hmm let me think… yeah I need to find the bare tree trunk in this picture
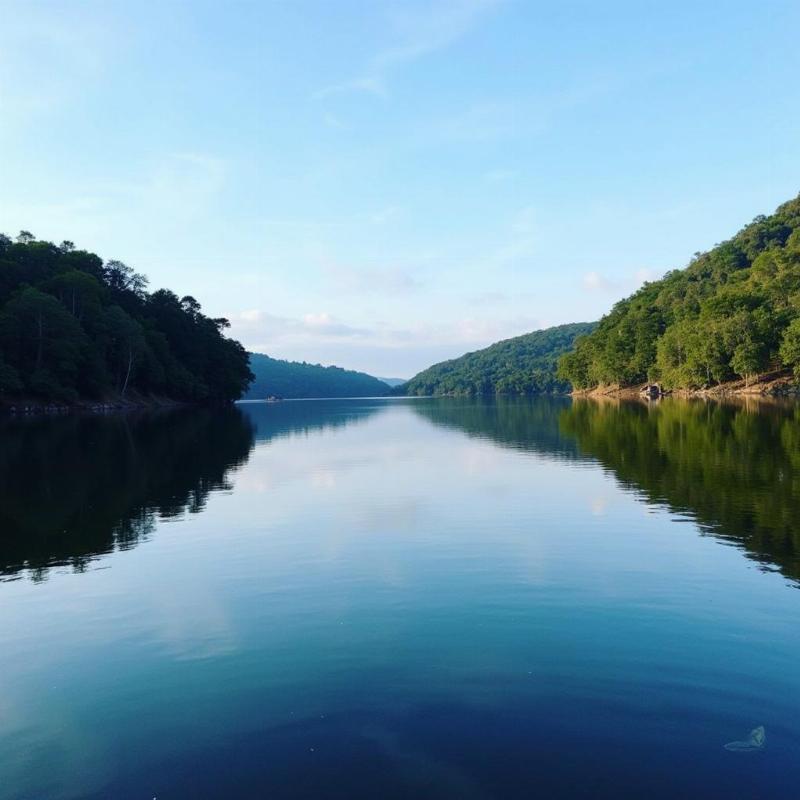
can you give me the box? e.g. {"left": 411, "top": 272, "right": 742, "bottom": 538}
{"left": 121, "top": 346, "right": 134, "bottom": 397}
{"left": 35, "top": 311, "right": 43, "bottom": 370}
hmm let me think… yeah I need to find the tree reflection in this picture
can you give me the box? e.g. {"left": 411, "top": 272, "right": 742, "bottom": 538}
{"left": 242, "top": 398, "right": 388, "bottom": 445}
{"left": 412, "top": 396, "right": 800, "bottom": 586}
{"left": 561, "top": 398, "right": 800, "bottom": 585}
{"left": 0, "top": 407, "right": 255, "bottom": 580}
{"left": 411, "top": 397, "right": 580, "bottom": 461}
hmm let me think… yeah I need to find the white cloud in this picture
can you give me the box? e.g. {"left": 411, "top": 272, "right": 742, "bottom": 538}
{"left": 582, "top": 271, "right": 618, "bottom": 292}
{"left": 228, "top": 305, "right": 544, "bottom": 371}
{"left": 229, "top": 309, "right": 366, "bottom": 342}
{"left": 227, "top": 309, "right": 551, "bottom": 377}
{"left": 635, "top": 267, "right": 658, "bottom": 285}
{"left": 301, "top": 311, "right": 366, "bottom": 336}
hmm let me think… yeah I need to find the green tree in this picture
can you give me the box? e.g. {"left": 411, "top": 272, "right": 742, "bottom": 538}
{"left": 0, "top": 232, "right": 253, "bottom": 403}
{"left": 0, "top": 287, "right": 86, "bottom": 400}
{"left": 102, "top": 305, "right": 146, "bottom": 396}
{"left": 558, "top": 194, "right": 800, "bottom": 391}
{"left": 779, "top": 318, "right": 800, "bottom": 377}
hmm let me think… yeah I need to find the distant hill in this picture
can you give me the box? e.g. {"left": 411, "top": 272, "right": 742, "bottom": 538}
{"left": 397, "top": 322, "right": 596, "bottom": 396}
{"left": 558, "top": 195, "right": 800, "bottom": 390}
{"left": 244, "top": 353, "right": 390, "bottom": 399}
{"left": 376, "top": 377, "right": 406, "bottom": 388}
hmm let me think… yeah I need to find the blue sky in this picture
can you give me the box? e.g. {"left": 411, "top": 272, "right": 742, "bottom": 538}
{"left": 1, "top": 0, "right": 799, "bottom": 377}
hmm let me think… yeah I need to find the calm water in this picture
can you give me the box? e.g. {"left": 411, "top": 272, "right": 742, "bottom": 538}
{"left": 1, "top": 397, "right": 799, "bottom": 799}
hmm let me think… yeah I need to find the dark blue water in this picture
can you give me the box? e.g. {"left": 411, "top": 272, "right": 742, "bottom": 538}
{"left": 1, "top": 397, "right": 799, "bottom": 799}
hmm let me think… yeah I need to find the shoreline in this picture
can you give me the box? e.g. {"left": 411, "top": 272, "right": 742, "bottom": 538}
{"left": 0, "top": 395, "right": 194, "bottom": 415}
{"left": 572, "top": 371, "right": 800, "bottom": 400}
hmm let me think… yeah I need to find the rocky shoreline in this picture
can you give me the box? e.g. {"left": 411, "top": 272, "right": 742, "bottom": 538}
{"left": 0, "top": 395, "right": 189, "bottom": 415}
{"left": 573, "top": 371, "right": 800, "bottom": 400}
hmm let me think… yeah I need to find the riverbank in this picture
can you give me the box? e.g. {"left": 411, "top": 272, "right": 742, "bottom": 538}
{"left": 573, "top": 371, "right": 800, "bottom": 400}
{"left": 0, "top": 394, "right": 191, "bottom": 415}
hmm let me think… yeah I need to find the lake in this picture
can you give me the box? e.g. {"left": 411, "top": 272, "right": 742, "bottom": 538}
{"left": 1, "top": 397, "right": 799, "bottom": 799}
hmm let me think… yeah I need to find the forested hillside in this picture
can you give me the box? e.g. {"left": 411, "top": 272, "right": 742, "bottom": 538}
{"left": 245, "top": 353, "right": 390, "bottom": 399}
{"left": 558, "top": 195, "right": 800, "bottom": 390}
{"left": 0, "top": 232, "right": 252, "bottom": 404}
{"left": 398, "top": 322, "right": 596, "bottom": 396}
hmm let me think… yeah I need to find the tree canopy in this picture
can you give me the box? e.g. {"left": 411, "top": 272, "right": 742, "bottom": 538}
{"left": 245, "top": 353, "right": 390, "bottom": 399}
{"left": 398, "top": 322, "right": 596, "bottom": 397}
{"left": 558, "top": 195, "right": 800, "bottom": 390}
{"left": 0, "top": 233, "right": 252, "bottom": 403}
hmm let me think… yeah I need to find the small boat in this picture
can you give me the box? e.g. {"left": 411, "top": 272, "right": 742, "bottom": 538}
{"left": 265, "top": 395, "right": 283, "bottom": 403}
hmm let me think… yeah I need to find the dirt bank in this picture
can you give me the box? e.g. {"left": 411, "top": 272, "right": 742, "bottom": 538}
{"left": 573, "top": 371, "right": 800, "bottom": 400}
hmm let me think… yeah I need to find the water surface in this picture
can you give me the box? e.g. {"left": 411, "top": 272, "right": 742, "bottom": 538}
{"left": 1, "top": 397, "right": 799, "bottom": 799}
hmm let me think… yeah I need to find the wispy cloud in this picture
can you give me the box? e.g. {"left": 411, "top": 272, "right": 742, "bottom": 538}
{"left": 229, "top": 304, "right": 548, "bottom": 375}
{"left": 0, "top": 8, "right": 111, "bottom": 125}
{"left": 229, "top": 309, "right": 367, "bottom": 341}
{"left": 485, "top": 205, "right": 540, "bottom": 270}
{"left": 313, "top": 0, "right": 502, "bottom": 99}
{"left": 582, "top": 271, "right": 618, "bottom": 293}
{"left": 142, "top": 152, "right": 227, "bottom": 218}
{"left": 230, "top": 306, "right": 541, "bottom": 352}
{"left": 484, "top": 168, "right": 517, "bottom": 182}
{"left": 323, "top": 112, "right": 350, "bottom": 130}
{"left": 422, "top": 99, "right": 530, "bottom": 143}
{"left": 635, "top": 267, "right": 658, "bottom": 285}
{"left": 314, "top": 76, "right": 388, "bottom": 101}
{"left": 323, "top": 263, "right": 422, "bottom": 295}
{"left": 468, "top": 290, "right": 509, "bottom": 305}
{"left": 582, "top": 267, "right": 661, "bottom": 294}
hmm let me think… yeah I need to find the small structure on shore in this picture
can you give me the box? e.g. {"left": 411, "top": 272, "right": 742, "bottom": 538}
{"left": 641, "top": 383, "right": 664, "bottom": 399}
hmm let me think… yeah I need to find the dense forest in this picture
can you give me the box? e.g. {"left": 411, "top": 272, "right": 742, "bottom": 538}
{"left": 398, "top": 322, "right": 596, "bottom": 396}
{"left": 558, "top": 195, "right": 800, "bottom": 390}
{"left": 245, "top": 353, "right": 390, "bottom": 399}
{"left": 0, "top": 232, "right": 252, "bottom": 404}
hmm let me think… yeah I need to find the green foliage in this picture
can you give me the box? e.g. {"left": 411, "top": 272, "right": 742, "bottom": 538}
{"left": 0, "top": 232, "right": 253, "bottom": 403}
{"left": 400, "top": 323, "right": 596, "bottom": 397}
{"left": 780, "top": 318, "right": 800, "bottom": 377}
{"left": 558, "top": 195, "right": 800, "bottom": 389}
{"left": 245, "top": 353, "right": 390, "bottom": 399}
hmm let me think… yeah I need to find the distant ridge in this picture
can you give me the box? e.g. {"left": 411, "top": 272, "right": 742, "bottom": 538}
{"left": 396, "top": 322, "right": 596, "bottom": 397}
{"left": 376, "top": 377, "right": 407, "bottom": 388}
{"left": 244, "top": 353, "right": 390, "bottom": 399}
